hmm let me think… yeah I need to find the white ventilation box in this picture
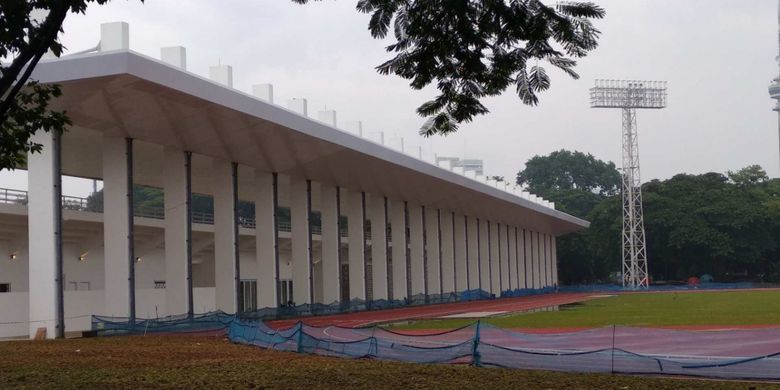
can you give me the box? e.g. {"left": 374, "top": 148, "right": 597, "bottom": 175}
{"left": 318, "top": 110, "right": 337, "bottom": 127}
{"left": 100, "top": 22, "right": 129, "bottom": 52}
{"left": 209, "top": 64, "right": 233, "bottom": 88}
{"left": 161, "top": 46, "right": 187, "bottom": 70}
{"left": 287, "top": 98, "right": 308, "bottom": 116}
{"left": 252, "top": 84, "right": 274, "bottom": 103}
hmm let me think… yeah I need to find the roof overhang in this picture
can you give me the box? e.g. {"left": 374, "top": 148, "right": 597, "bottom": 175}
{"left": 28, "top": 50, "right": 589, "bottom": 236}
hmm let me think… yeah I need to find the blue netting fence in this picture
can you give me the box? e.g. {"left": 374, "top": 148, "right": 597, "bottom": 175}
{"left": 557, "top": 282, "right": 776, "bottom": 293}
{"left": 92, "top": 311, "right": 235, "bottom": 335}
{"left": 226, "top": 318, "right": 780, "bottom": 380}
{"left": 237, "top": 288, "right": 551, "bottom": 321}
{"left": 91, "top": 283, "right": 773, "bottom": 331}
{"left": 92, "top": 311, "right": 780, "bottom": 380}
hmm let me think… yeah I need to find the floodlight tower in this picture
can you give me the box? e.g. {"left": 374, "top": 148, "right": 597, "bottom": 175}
{"left": 590, "top": 79, "right": 667, "bottom": 288}
{"left": 769, "top": 0, "right": 780, "bottom": 176}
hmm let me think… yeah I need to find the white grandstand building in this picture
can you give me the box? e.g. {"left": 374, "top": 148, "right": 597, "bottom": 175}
{"left": 0, "top": 22, "right": 587, "bottom": 339}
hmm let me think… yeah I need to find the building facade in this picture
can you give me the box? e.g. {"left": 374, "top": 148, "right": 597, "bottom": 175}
{"left": 435, "top": 157, "right": 484, "bottom": 176}
{"left": 0, "top": 23, "right": 587, "bottom": 339}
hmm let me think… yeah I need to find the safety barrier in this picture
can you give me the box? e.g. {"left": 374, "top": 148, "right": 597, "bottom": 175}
{"left": 557, "top": 282, "right": 777, "bottom": 293}
{"left": 227, "top": 318, "right": 780, "bottom": 380}
{"left": 92, "top": 311, "right": 235, "bottom": 336}
{"left": 91, "top": 310, "right": 780, "bottom": 380}
{"left": 239, "top": 288, "right": 560, "bottom": 320}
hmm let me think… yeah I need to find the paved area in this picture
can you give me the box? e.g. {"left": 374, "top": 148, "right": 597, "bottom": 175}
{"left": 268, "top": 292, "right": 596, "bottom": 329}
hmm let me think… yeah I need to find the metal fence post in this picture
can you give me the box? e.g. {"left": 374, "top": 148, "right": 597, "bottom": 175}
{"left": 296, "top": 321, "right": 304, "bottom": 354}
{"left": 472, "top": 320, "right": 482, "bottom": 367}
{"left": 611, "top": 324, "right": 616, "bottom": 374}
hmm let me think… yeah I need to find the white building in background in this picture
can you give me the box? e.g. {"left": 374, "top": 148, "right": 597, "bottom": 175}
{"left": 0, "top": 23, "right": 587, "bottom": 339}
{"left": 435, "top": 157, "right": 484, "bottom": 176}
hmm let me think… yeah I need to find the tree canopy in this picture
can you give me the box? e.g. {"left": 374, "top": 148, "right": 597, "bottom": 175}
{"left": 1, "top": 0, "right": 604, "bottom": 170}
{"left": 350, "top": 0, "right": 605, "bottom": 135}
{"left": 727, "top": 165, "right": 769, "bottom": 187}
{"left": 525, "top": 150, "right": 780, "bottom": 285}
{"left": 0, "top": 1, "right": 108, "bottom": 169}
{"left": 516, "top": 149, "right": 621, "bottom": 219}
{"left": 517, "top": 149, "right": 621, "bottom": 197}
{"left": 639, "top": 174, "right": 779, "bottom": 281}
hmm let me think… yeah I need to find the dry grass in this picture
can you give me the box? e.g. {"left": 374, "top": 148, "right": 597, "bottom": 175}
{"left": 0, "top": 334, "right": 776, "bottom": 389}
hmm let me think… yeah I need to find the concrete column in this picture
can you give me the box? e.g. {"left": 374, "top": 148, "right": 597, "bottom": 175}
{"left": 163, "top": 147, "right": 190, "bottom": 316}
{"left": 320, "top": 185, "right": 340, "bottom": 304}
{"left": 27, "top": 131, "right": 62, "bottom": 338}
{"left": 408, "top": 203, "right": 425, "bottom": 297}
{"left": 479, "top": 219, "right": 490, "bottom": 292}
{"left": 290, "top": 178, "right": 312, "bottom": 305}
{"left": 533, "top": 231, "right": 542, "bottom": 289}
{"left": 466, "top": 216, "right": 479, "bottom": 290}
{"left": 499, "top": 224, "right": 509, "bottom": 293}
{"left": 453, "top": 214, "right": 467, "bottom": 292}
{"left": 524, "top": 229, "right": 534, "bottom": 289}
{"left": 545, "top": 234, "right": 552, "bottom": 287}
{"left": 552, "top": 236, "right": 559, "bottom": 286}
{"left": 346, "top": 190, "right": 366, "bottom": 300}
{"left": 540, "top": 233, "right": 547, "bottom": 287}
{"left": 541, "top": 232, "right": 548, "bottom": 288}
{"left": 440, "top": 211, "right": 455, "bottom": 294}
{"left": 213, "top": 160, "right": 239, "bottom": 312}
{"left": 389, "top": 199, "right": 407, "bottom": 300}
{"left": 255, "top": 171, "right": 279, "bottom": 308}
{"left": 102, "top": 136, "right": 133, "bottom": 318}
{"left": 516, "top": 227, "right": 526, "bottom": 289}
{"left": 425, "top": 208, "right": 442, "bottom": 296}
{"left": 507, "top": 226, "right": 517, "bottom": 291}
{"left": 490, "top": 222, "right": 500, "bottom": 294}
{"left": 369, "top": 195, "right": 388, "bottom": 301}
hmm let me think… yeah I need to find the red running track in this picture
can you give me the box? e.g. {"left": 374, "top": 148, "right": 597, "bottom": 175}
{"left": 268, "top": 292, "right": 596, "bottom": 329}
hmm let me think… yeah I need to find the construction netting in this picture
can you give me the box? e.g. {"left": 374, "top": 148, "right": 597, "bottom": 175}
{"left": 90, "top": 288, "right": 540, "bottom": 335}
{"left": 92, "top": 311, "right": 235, "bottom": 336}
{"left": 228, "top": 318, "right": 780, "bottom": 380}
{"left": 92, "top": 312, "right": 780, "bottom": 380}
{"left": 90, "top": 284, "right": 763, "bottom": 329}
{"left": 557, "top": 282, "right": 776, "bottom": 293}
{"left": 239, "top": 288, "right": 551, "bottom": 320}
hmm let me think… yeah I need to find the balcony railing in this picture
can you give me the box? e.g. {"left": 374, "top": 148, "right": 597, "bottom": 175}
{"left": 61, "top": 195, "right": 89, "bottom": 211}
{"left": 0, "top": 188, "right": 27, "bottom": 205}
{"left": 0, "top": 188, "right": 355, "bottom": 236}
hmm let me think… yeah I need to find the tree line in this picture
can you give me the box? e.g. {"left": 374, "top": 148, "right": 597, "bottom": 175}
{"left": 517, "top": 150, "right": 780, "bottom": 284}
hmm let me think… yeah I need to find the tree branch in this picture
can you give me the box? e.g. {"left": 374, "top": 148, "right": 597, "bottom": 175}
{"left": 0, "top": 1, "right": 70, "bottom": 116}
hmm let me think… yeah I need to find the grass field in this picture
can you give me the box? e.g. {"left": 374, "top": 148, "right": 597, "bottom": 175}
{"left": 1, "top": 335, "right": 777, "bottom": 389}
{"left": 393, "top": 290, "right": 780, "bottom": 330}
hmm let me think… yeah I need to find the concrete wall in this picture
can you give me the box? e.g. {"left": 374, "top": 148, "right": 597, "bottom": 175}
{"left": 0, "top": 241, "right": 28, "bottom": 292}
{"left": 0, "top": 292, "right": 28, "bottom": 338}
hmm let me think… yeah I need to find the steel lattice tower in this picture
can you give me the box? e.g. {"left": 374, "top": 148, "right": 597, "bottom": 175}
{"left": 768, "top": 0, "right": 780, "bottom": 176}
{"left": 591, "top": 80, "right": 667, "bottom": 288}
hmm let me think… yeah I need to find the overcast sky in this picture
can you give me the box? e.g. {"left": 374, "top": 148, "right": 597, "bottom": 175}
{"left": 2, "top": 0, "right": 779, "bottom": 196}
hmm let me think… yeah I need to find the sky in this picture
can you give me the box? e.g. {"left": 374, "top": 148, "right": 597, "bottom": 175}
{"left": 1, "top": 0, "right": 779, "bottom": 197}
